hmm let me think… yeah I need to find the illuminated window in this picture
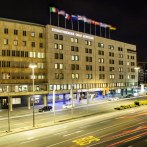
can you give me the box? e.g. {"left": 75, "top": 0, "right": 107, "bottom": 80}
{"left": 14, "top": 40, "right": 18, "bottom": 46}
{"left": 75, "top": 38, "right": 78, "bottom": 43}
{"left": 71, "top": 37, "right": 74, "bottom": 42}
{"left": 22, "top": 41, "right": 26, "bottom": 46}
{"left": 110, "top": 74, "right": 115, "bottom": 79}
{"left": 31, "top": 32, "right": 35, "bottom": 37}
{"left": 98, "top": 43, "right": 104, "bottom": 48}
{"left": 108, "top": 45, "right": 114, "bottom": 50}
{"left": 12, "top": 98, "right": 21, "bottom": 104}
{"left": 4, "top": 39, "right": 8, "bottom": 45}
{"left": 59, "top": 44, "right": 63, "bottom": 50}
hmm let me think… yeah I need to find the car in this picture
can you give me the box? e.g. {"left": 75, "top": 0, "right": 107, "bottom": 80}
{"left": 62, "top": 104, "right": 74, "bottom": 109}
{"left": 124, "top": 94, "right": 134, "bottom": 98}
{"left": 108, "top": 97, "right": 119, "bottom": 101}
{"left": 38, "top": 106, "right": 52, "bottom": 112}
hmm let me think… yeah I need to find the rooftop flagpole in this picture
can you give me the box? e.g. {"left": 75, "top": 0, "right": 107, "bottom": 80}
{"left": 65, "top": 13, "right": 70, "bottom": 29}
{"left": 49, "top": 7, "right": 58, "bottom": 25}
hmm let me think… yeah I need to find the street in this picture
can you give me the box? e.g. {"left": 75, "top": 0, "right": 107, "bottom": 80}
{"left": 0, "top": 104, "right": 146, "bottom": 147}
{"left": 0, "top": 96, "right": 147, "bottom": 134}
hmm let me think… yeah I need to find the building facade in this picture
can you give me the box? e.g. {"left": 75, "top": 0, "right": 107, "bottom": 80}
{"left": 138, "top": 62, "right": 147, "bottom": 85}
{"left": 0, "top": 18, "right": 137, "bottom": 109}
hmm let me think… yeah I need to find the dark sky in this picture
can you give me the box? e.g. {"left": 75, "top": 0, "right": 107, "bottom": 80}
{"left": 0, "top": 0, "right": 147, "bottom": 61}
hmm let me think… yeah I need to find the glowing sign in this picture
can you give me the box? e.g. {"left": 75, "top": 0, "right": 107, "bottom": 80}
{"left": 52, "top": 28, "right": 94, "bottom": 40}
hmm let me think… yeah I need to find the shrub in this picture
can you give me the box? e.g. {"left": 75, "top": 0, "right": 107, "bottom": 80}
{"left": 134, "top": 100, "right": 140, "bottom": 106}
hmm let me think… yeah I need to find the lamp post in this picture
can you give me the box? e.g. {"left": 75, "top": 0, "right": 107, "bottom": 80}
{"left": 29, "top": 64, "right": 37, "bottom": 127}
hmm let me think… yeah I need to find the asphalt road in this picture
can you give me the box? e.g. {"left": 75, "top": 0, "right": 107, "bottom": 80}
{"left": 0, "top": 105, "right": 147, "bottom": 147}
{"left": 0, "top": 96, "right": 147, "bottom": 133}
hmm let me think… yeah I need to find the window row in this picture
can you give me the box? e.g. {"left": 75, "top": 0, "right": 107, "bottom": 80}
{"left": 54, "top": 43, "right": 63, "bottom": 50}
{"left": 1, "top": 73, "right": 45, "bottom": 80}
{"left": 0, "top": 50, "right": 45, "bottom": 58}
{"left": 4, "top": 28, "right": 43, "bottom": 38}
{"left": 49, "top": 82, "right": 125, "bottom": 90}
{"left": 0, "top": 61, "right": 45, "bottom": 69}
{"left": 3, "top": 39, "right": 44, "bottom": 48}
{"left": 55, "top": 53, "right": 63, "bottom": 59}
{"left": 71, "top": 46, "right": 79, "bottom": 52}
{"left": 85, "top": 48, "right": 92, "bottom": 54}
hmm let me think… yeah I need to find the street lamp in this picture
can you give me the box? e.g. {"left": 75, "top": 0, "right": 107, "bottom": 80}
{"left": 29, "top": 63, "right": 37, "bottom": 127}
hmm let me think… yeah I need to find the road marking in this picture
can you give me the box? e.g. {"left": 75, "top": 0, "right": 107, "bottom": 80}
{"left": 27, "top": 137, "right": 35, "bottom": 140}
{"left": 54, "top": 131, "right": 68, "bottom": 135}
{"left": 80, "top": 124, "right": 92, "bottom": 129}
{"left": 63, "top": 130, "right": 83, "bottom": 137}
{"left": 20, "top": 139, "right": 38, "bottom": 144}
{"left": 72, "top": 136, "right": 100, "bottom": 145}
{"left": 115, "top": 117, "right": 124, "bottom": 119}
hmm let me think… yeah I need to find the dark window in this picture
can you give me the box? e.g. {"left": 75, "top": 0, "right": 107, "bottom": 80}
{"left": 60, "top": 53, "right": 63, "bottom": 59}
{"left": 71, "top": 46, "right": 74, "bottom": 51}
{"left": 39, "top": 43, "right": 43, "bottom": 48}
{"left": 89, "top": 49, "right": 92, "bottom": 54}
{"left": 4, "top": 28, "right": 8, "bottom": 34}
{"left": 14, "top": 29, "right": 18, "bottom": 35}
{"left": 31, "top": 42, "right": 35, "bottom": 47}
{"left": 85, "top": 48, "right": 88, "bottom": 53}
{"left": 25, "top": 51, "right": 28, "bottom": 57}
{"left": 54, "top": 34, "right": 58, "bottom": 39}
{"left": 39, "top": 33, "right": 43, "bottom": 38}
{"left": 55, "top": 53, "right": 58, "bottom": 59}
{"left": 59, "top": 35, "right": 63, "bottom": 40}
{"left": 23, "top": 31, "right": 26, "bottom": 36}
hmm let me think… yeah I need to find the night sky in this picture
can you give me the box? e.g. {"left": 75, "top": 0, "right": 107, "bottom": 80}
{"left": 0, "top": 0, "right": 147, "bottom": 61}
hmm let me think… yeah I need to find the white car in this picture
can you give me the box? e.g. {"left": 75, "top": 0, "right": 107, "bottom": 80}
{"left": 62, "top": 104, "right": 74, "bottom": 109}
{"left": 108, "top": 97, "right": 119, "bottom": 101}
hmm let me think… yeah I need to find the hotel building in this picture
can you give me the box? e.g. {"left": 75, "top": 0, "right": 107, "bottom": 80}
{"left": 0, "top": 18, "right": 137, "bottom": 109}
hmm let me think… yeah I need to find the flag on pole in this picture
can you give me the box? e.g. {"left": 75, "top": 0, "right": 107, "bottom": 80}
{"left": 108, "top": 26, "right": 117, "bottom": 38}
{"left": 71, "top": 15, "right": 78, "bottom": 31}
{"left": 65, "top": 13, "right": 70, "bottom": 20}
{"left": 49, "top": 7, "right": 58, "bottom": 25}
{"left": 109, "top": 26, "right": 117, "bottom": 30}
{"left": 91, "top": 20, "right": 96, "bottom": 25}
{"left": 58, "top": 10, "right": 66, "bottom": 16}
{"left": 64, "top": 13, "right": 70, "bottom": 29}
{"left": 58, "top": 10, "right": 66, "bottom": 27}
{"left": 100, "top": 22, "right": 108, "bottom": 28}
{"left": 95, "top": 21, "right": 100, "bottom": 26}
{"left": 71, "top": 15, "right": 78, "bottom": 21}
{"left": 77, "top": 15, "right": 84, "bottom": 21}
{"left": 49, "top": 7, "right": 58, "bottom": 13}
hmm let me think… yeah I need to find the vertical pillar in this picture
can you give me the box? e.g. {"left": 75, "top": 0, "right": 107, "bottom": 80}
{"left": 125, "top": 89, "right": 127, "bottom": 95}
{"left": 121, "top": 89, "right": 124, "bottom": 96}
{"left": 102, "top": 90, "right": 105, "bottom": 98}
{"left": 28, "top": 97, "right": 30, "bottom": 110}
{"left": 63, "top": 94, "right": 66, "bottom": 104}
{"left": 43, "top": 95, "right": 47, "bottom": 106}
{"left": 9, "top": 96, "right": 13, "bottom": 111}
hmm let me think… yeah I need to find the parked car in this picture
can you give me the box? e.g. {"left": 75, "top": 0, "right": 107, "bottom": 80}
{"left": 108, "top": 97, "right": 119, "bottom": 101}
{"left": 62, "top": 104, "right": 74, "bottom": 109}
{"left": 124, "top": 94, "right": 134, "bottom": 98}
{"left": 38, "top": 106, "right": 52, "bottom": 112}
